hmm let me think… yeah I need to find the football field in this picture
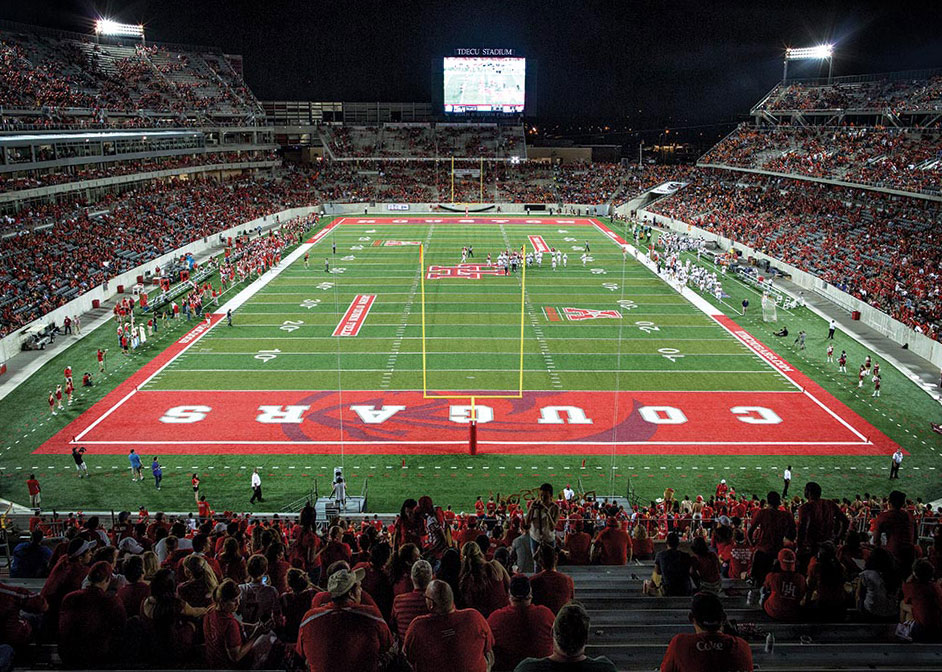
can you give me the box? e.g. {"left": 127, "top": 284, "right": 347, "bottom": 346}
{"left": 38, "top": 217, "right": 897, "bottom": 459}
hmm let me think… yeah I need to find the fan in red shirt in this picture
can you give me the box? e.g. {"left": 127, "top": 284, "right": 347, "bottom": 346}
{"left": 391, "top": 559, "right": 433, "bottom": 637}
{"left": 797, "top": 482, "right": 849, "bottom": 567}
{"left": 321, "top": 525, "right": 353, "bottom": 568}
{"left": 563, "top": 519, "right": 592, "bottom": 565}
{"left": 531, "top": 545, "right": 576, "bottom": 614}
{"left": 57, "top": 561, "right": 127, "bottom": 668}
{"left": 0, "top": 581, "right": 47, "bottom": 649}
{"left": 747, "top": 491, "right": 796, "bottom": 584}
{"left": 41, "top": 538, "right": 94, "bottom": 632}
{"left": 197, "top": 495, "right": 212, "bottom": 520}
{"left": 204, "top": 579, "right": 268, "bottom": 668}
{"left": 762, "top": 549, "right": 807, "bottom": 621}
{"left": 660, "top": 592, "right": 753, "bottom": 672}
{"left": 404, "top": 579, "right": 495, "bottom": 672}
{"left": 296, "top": 567, "right": 395, "bottom": 672}
{"left": 595, "top": 517, "right": 630, "bottom": 565}
{"left": 874, "top": 490, "right": 916, "bottom": 570}
{"left": 487, "top": 575, "right": 554, "bottom": 671}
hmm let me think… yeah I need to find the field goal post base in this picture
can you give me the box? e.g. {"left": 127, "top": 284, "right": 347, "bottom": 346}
{"left": 419, "top": 242, "right": 527, "bottom": 456}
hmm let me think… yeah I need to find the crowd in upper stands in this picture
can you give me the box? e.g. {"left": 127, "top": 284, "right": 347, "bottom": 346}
{"left": 648, "top": 169, "right": 942, "bottom": 339}
{"left": 0, "top": 29, "right": 261, "bottom": 120}
{"left": 756, "top": 74, "right": 942, "bottom": 114}
{"left": 3, "top": 479, "right": 940, "bottom": 670}
{"left": 319, "top": 124, "right": 527, "bottom": 160}
{"left": 701, "top": 124, "right": 942, "bottom": 196}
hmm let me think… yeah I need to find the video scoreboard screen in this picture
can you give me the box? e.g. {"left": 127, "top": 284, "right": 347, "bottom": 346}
{"left": 443, "top": 56, "right": 526, "bottom": 114}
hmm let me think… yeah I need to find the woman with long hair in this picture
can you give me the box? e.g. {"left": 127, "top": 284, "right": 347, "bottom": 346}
{"left": 689, "top": 535, "right": 722, "bottom": 595}
{"left": 141, "top": 568, "right": 211, "bottom": 664}
{"left": 204, "top": 579, "right": 265, "bottom": 668}
{"left": 264, "top": 542, "right": 291, "bottom": 595}
{"left": 393, "top": 498, "right": 423, "bottom": 549}
{"left": 177, "top": 554, "right": 219, "bottom": 608}
{"left": 437, "top": 547, "right": 462, "bottom": 606}
{"left": 280, "top": 568, "right": 316, "bottom": 643}
{"left": 631, "top": 524, "right": 655, "bottom": 560}
{"left": 219, "top": 536, "right": 248, "bottom": 584}
{"left": 458, "top": 540, "right": 510, "bottom": 617}
{"left": 358, "top": 541, "right": 394, "bottom": 621}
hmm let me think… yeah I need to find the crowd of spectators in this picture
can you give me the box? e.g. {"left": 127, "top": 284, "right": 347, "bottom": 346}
{"left": 0, "top": 28, "right": 260, "bottom": 120}
{"left": 757, "top": 74, "right": 942, "bottom": 114}
{"left": 0, "top": 172, "right": 315, "bottom": 338}
{"left": 3, "top": 479, "right": 940, "bottom": 670}
{"left": 701, "top": 124, "right": 942, "bottom": 196}
{"left": 648, "top": 168, "right": 942, "bottom": 339}
{"left": 0, "top": 150, "right": 278, "bottom": 193}
{"left": 319, "top": 123, "right": 527, "bottom": 160}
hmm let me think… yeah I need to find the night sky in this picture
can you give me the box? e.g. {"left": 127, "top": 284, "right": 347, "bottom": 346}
{"left": 3, "top": 0, "right": 940, "bottom": 131}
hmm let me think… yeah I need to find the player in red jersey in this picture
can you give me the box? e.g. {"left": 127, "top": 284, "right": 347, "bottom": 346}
{"left": 97, "top": 348, "right": 107, "bottom": 372}
{"left": 65, "top": 379, "right": 74, "bottom": 406}
{"left": 48, "top": 391, "right": 57, "bottom": 416}
{"left": 54, "top": 385, "right": 64, "bottom": 410}
{"left": 64, "top": 365, "right": 73, "bottom": 385}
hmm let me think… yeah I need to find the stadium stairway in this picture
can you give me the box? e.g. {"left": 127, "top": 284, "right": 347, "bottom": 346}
{"left": 567, "top": 564, "right": 942, "bottom": 671}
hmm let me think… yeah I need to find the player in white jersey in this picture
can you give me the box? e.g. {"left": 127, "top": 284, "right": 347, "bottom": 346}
{"left": 562, "top": 253, "right": 567, "bottom": 267}
{"left": 551, "top": 256, "right": 557, "bottom": 271}
{"left": 826, "top": 344, "right": 834, "bottom": 363}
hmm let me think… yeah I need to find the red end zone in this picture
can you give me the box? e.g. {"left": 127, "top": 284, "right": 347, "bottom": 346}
{"left": 34, "top": 217, "right": 901, "bottom": 457}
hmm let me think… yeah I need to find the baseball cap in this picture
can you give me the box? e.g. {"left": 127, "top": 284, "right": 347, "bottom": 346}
{"left": 690, "top": 592, "right": 725, "bottom": 630}
{"left": 777, "top": 548, "right": 797, "bottom": 570}
{"left": 68, "top": 537, "right": 95, "bottom": 558}
{"left": 327, "top": 567, "right": 365, "bottom": 599}
{"left": 509, "top": 575, "right": 532, "bottom": 599}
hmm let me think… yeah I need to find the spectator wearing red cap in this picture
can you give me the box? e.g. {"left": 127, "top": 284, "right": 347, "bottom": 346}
{"left": 58, "top": 561, "right": 127, "bottom": 667}
{"left": 391, "top": 559, "right": 433, "bottom": 637}
{"left": 296, "top": 567, "right": 395, "bottom": 672}
{"left": 0, "top": 581, "right": 47, "bottom": 650}
{"left": 660, "top": 592, "right": 753, "bottom": 672}
{"left": 487, "top": 575, "right": 554, "bottom": 671}
{"left": 594, "top": 517, "right": 630, "bottom": 565}
{"left": 531, "top": 545, "right": 575, "bottom": 615}
{"left": 404, "top": 579, "right": 494, "bottom": 672}
{"left": 761, "top": 549, "right": 807, "bottom": 621}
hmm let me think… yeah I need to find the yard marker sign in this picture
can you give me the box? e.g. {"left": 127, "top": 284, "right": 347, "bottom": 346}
{"left": 332, "top": 295, "right": 376, "bottom": 337}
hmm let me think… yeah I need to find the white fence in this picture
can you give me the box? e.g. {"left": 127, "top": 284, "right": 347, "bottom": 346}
{"left": 635, "top": 208, "right": 942, "bottom": 368}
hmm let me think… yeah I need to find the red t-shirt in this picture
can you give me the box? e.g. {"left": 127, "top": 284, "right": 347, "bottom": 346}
{"left": 597, "top": 527, "right": 630, "bottom": 565}
{"left": 321, "top": 540, "right": 353, "bottom": 569}
{"left": 660, "top": 631, "right": 753, "bottom": 672}
{"left": 903, "top": 581, "right": 942, "bottom": 634}
{"left": 748, "top": 508, "right": 795, "bottom": 554}
{"left": 729, "top": 543, "right": 754, "bottom": 579}
{"left": 563, "top": 532, "right": 592, "bottom": 565}
{"left": 631, "top": 536, "right": 655, "bottom": 559}
{"left": 875, "top": 509, "right": 915, "bottom": 561}
{"left": 486, "top": 603, "right": 554, "bottom": 671}
{"left": 116, "top": 581, "right": 150, "bottom": 618}
{"left": 691, "top": 552, "right": 721, "bottom": 584}
{"left": 58, "top": 587, "right": 127, "bottom": 666}
{"left": 404, "top": 608, "right": 494, "bottom": 672}
{"left": 296, "top": 602, "right": 393, "bottom": 672}
{"left": 460, "top": 572, "right": 509, "bottom": 618}
{"left": 530, "top": 569, "right": 575, "bottom": 614}
{"left": 203, "top": 609, "right": 243, "bottom": 669}
{"left": 0, "top": 582, "right": 46, "bottom": 648}
{"left": 391, "top": 589, "right": 431, "bottom": 636}
{"left": 26, "top": 479, "right": 40, "bottom": 496}
{"left": 762, "top": 570, "right": 807, "bottom": 621}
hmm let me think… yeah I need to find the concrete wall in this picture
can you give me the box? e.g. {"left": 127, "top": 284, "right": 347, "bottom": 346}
{"left": 0, "top": 205, "right": 318, "bottom": 363}
{"left": 526, "top": 147, "right": 593, "bottom": 164}
{"left": 637, "top": 208, "right": 942, "bottom": 368}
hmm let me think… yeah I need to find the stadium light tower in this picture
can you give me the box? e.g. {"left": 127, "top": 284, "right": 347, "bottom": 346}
{"left": 783, "top": 44, "right": 834, "bottom": 84}
{"left": 94, "top": 18, "right": 145, "bottom": 43}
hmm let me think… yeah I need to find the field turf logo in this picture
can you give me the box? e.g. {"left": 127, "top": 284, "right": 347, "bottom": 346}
{"left": 426, "top": 264, "right": 503, "bottom": 280}
{"left": 544, "top": 306, "right": 622, "bottom": 321}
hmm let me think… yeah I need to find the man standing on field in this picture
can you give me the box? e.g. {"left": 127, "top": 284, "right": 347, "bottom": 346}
{"left": 128, "top": 449, "right": 142, "bottom": 482}
{"left": 250, "top": 467, "right": 263, "bottom": 504}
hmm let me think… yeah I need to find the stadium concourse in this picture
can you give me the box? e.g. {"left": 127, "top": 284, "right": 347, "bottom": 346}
{"left": 1, "top": 15, "right": 942, "bottom": 672}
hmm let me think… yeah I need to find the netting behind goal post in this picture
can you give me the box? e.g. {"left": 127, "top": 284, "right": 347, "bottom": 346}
{"left": 761, "top": 294, "right": 778, "bottom": 322}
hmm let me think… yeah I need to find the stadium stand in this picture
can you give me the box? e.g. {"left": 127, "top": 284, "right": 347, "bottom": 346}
{"left": 700, "top": 125, "right": 942, "bottom": 197}
{"left": 647, "top": 169, "right": 942, "bottom": 340}
{"left": 317, "top": 122, "right": 527, "bottom": 160}
{"left": 2, "top": 483, "right": 939, "bottom": 670}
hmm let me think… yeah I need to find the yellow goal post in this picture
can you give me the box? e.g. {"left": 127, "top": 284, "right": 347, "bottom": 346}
{"left": 418, "top": 242, "right": 527, "bottom": 431}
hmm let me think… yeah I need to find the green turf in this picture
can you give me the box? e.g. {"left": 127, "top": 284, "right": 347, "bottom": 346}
{"left": 1, "top": 216, "right": 940, "bottom": 514}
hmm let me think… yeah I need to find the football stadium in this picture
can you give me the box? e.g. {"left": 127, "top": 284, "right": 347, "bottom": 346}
{"left": 0, "top": 2, "right": 941, "bottom": 670}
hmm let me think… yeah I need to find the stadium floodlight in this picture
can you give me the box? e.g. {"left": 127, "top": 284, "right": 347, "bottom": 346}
{"left": 94, "top": 19, "right": 145, "bottom": 40}
{"left": 783, "top": 44, "right": 834, "bottom": 84}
